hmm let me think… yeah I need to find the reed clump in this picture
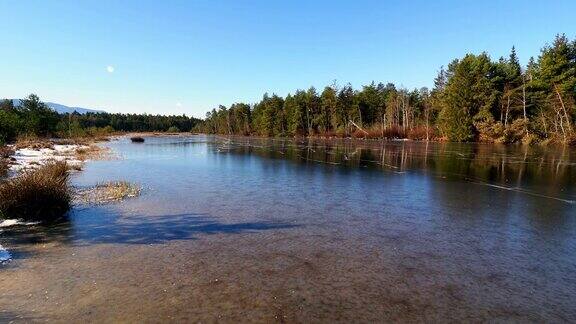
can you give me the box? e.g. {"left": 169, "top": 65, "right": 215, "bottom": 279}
{"left": 0, "top": 161, "right": 71, "bottom": 221}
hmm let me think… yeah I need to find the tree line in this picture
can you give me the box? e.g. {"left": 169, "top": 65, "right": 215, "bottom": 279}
{"left": 195, "top": 34, "right": 576, "bottom": 144}
{"left": 0, "top": 95, "right": 200, "bottom": 143}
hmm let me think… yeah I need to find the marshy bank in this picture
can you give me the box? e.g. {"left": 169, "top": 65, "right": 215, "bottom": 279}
{"left": 0, "top": 137, "right": 140, "bottom": 221}
{"left": 0, "top": 137, "right": 141, "bottom": 264}
{"left": 5, "top": 138, "right": 112, "bottom": 173}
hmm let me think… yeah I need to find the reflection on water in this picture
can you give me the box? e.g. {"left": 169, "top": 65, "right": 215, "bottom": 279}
{"left": 1, "top": 135, "right": 575, "bottom": 322}
{"left": 213, "top": 136, "right": 576, "bottom": 203}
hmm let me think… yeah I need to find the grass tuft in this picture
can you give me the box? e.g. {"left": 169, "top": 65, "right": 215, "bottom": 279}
{"left": 75, "top": 181, "right": 141, "bottom": 205}
{"left": 0, "top": 161, "right": 71, "bottom": 221}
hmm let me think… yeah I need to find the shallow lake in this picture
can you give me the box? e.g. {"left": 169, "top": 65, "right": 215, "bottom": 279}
{"left": 1, "top": 135, "right": 576, "bottom": 322}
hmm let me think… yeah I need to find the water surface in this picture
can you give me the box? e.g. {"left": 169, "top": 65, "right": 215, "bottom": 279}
{"left": 1, "top": 135, "right": 575, "bottom": 322}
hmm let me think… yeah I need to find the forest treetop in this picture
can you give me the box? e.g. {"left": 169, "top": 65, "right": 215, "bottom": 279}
{"left": 196, "top": 34, "right": 576, "bottom": 144}
{"left": 0, "top": 94, "right": 200, "bottom": 143}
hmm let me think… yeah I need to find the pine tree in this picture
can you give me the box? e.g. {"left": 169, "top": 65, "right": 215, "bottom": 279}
{"left": 320, "top": 86, "right": 338, "bottom": 133}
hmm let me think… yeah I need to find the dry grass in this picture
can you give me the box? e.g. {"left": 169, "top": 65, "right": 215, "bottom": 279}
{"left": 351, "top": 125, "right": 408, "bottom": 139}
{"left": 74, "top": 145, "right": 110, "bottom": 161}
{"left": 0, "top": 146, "right": 14, "bottom": 159}
{"left": 75, "top": 181, "right": 141, "bottom": 205}
{"left": 407, "top": 126, "right": 435, "bottom": 140}
{"left": 0, "top": 161, "right": 71, "bottom": 221}
{"left": 0, "top": 146, "right": 14, "bottom": 177}
{"left": 14, "top": 136, "right": 55, "bottom": 150}
{"left": 0, "top": 159, "right": 8, "bottom": 177}
{"left": 56, "top": 138, "right": 90, "bottom": 146}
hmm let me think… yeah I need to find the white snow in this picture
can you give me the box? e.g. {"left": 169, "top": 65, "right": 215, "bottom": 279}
{"left": 0, "top": 219, "right": 39, "bottom": 228}
{"left": 8, "top": 144, "right": 87, "bottom": 172}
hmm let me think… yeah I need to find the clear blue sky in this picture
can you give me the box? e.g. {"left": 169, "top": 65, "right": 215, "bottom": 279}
{"left": 1, "top": 0, "right": 575, "bottom": 118}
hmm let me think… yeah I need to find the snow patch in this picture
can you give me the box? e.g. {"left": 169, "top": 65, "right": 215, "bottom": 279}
{"left": 0, "top": 219, "right": 39, "bottom": 228}
{"left": 9, "top": 144, "right": 87, "bottom": 172}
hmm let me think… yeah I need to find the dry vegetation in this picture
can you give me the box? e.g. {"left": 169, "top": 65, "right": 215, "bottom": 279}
{"left": 0, "top": 161, "right": 71, "bottom": 222}
{"left": 0, "top": 159, "right": 8, "bottom": 177}
{"left": 13, "top": 135, "right": 55, "bottom": 150}
{"left": 75, "top": 181, "right": 141, "bottom": 205}
{"left": 74, "top": 145, "right": 111, "bottom": 161}
{"left": 0, "top": 146, "right": 14, "bottom": 177}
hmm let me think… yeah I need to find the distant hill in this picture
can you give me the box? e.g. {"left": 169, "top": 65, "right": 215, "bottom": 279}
{"left": 11, "top": 99, "right": 105, "bottom": 114}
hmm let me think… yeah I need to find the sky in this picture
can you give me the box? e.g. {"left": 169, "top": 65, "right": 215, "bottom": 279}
{"left": 1, "top": 0, "right": 575, "bottom": 118}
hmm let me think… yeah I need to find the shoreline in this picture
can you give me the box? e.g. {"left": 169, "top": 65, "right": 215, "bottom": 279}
{"left": 193, "top": 133, "right": 576, "bottom": 148}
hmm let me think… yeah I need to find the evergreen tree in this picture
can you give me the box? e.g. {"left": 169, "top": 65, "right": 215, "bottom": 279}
{"left": 320, "top": 86, "right": 338, "bottom": 133}
{"left": 439, "top": 54, "right": 498, "bottom": 141}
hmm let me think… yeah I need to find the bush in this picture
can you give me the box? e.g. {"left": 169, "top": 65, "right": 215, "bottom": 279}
{"left": 503, "top": 119, "right": 528, "bottom": 143}
{"left": 356, "top": 125, "right": 408, "bottom": 139}
{"left": 352, "top": 128, "right": 368, "bottom": 138}
{"left": 407, "top": 126, "right": 433, "bottom": 140}
{"left": 167, "top": 126, "right": 180, "bottom": 133}
{"left": 522, "top": 132, "right": 540, "bottom": 145}
{"left": 334, "top": 126, "right": 347, "bottom": 138}
{"left": 0, "top": 161, "right": 71, "bottom": 221}
{"left": 475, "top": 120, "right": 503, "bottom": 142}
{"left": 382, "top": 125, "right": 406, "bottom": 139}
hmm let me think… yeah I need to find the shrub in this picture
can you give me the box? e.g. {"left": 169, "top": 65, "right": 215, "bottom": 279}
{"left": 0, "top": 161, "right": 71, "bottom": 221}
{"left": 407, "top": 126, "right": 432, "bottom": 140}
{"left": 365, "top": 126, "right": 381, "bottom": 139}
{"left": 351, "top": 125, "right": 412, "bottom": 139}
{"left": 522, "top": 133, "right": 540, "bottom": 145}
{"left": 503, "top": 119, "right": 528, "bottom": 143}
{"left": 334, "top": 126, "right": 347, "bottom": 138}
{"left": 382, "top": 125, "right": 407, "bottom": 139}
{"left": 167, "top": 126, "right": 180, "bottom": 133}
{"left": 352, "top": 128, "right": 368, "bottom": 138}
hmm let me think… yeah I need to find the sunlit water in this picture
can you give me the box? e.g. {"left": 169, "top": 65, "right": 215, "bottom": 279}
{"left": 1, "top": 135, "right": 575, "bottom": 322}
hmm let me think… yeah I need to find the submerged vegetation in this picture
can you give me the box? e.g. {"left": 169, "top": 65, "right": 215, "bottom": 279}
{"left": 0, "top": 161, "right": 71, "bottom": 222}
{"left": 75, "top": 181, "right": 141, "bottom": 205}
{"left": 196, "top": 34, "right": 576, "bottom": 144}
